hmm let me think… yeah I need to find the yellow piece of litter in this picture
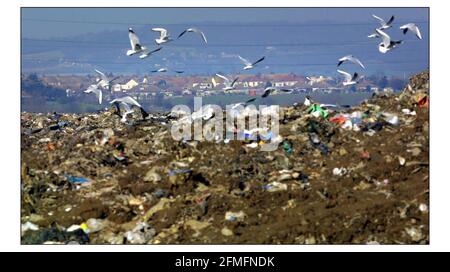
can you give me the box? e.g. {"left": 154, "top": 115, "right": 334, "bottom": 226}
{"left": 80, "top": 223, "right": 89, "bottom": 232}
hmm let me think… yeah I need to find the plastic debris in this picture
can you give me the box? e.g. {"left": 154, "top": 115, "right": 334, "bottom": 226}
{"left": 65, "top": 175, "right": 89, "bottom": 184}
{"left": 263, "top": 182, "right": 288, "bottom": 192}
{"left": 225, "top": 211, "right": 247, "bottom": 222}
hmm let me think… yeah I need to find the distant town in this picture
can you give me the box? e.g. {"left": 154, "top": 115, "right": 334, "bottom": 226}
{"left": 21, "top": 72, "right": 409, "bottom": 113}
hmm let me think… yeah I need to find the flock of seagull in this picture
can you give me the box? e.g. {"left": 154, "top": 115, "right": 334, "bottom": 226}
{"left": 335, "top": 14, "right": 422, "bottom": 87}
{"left": 83, "top": 14, "right": 423, "bottom": 122}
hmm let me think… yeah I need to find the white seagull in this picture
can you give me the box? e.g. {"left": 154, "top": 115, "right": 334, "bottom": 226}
{"left": 151, "top": 68, "right": 184, "bottom": 73}
{"left": 152, "top": 28, "right": 172, "bottom": 45}
{"left": 376, "top": 28, "right": 403, "bottom": 53}
{"left": 127, "top": 28, "right": 162, "bottom": 59}
{"left": 127, "top": 28, "right": 147, "bottom": 57}
{"left": 177, "top": 28, "right": 207, "bottom": 44}
{"left": 304, "top": 95, "right": 312, "bottom": 106}
{"left": 94, "top": 69, "right": 119, "bottom": 90}
{"left": 110, "top": 96, "right": 149, "bottom": 123}
{"left": 372, "top": 14, "right": 395, "bottom": 30}
{"left": 238, "top": 55, "right": 265, "bottom": 70}
{"left": 216, "top": 74, "right": 239, "bottom": 91}
{"left": 337, "top": 55, "right": 365, "bottom": 69}
{"left": 400, "top": 23, "right": 422, "bottom": 40}
{"left": 211, "top": 77, "right": 219, "bottom": 88}
{"left": 337, "top": 69, "right": 359, "bottom": 86}
{"left": 230, "top": 98, "right": 257, "bottom": 110}
{"left": 261, "top": 87, "right": 292, "bottom": 98}
{"left": 84, "top": 84, "right": 102, "bottom": 105}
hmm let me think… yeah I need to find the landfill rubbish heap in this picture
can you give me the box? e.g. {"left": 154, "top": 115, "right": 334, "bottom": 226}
{"left": 21, "top": 71, "right": 429, "bottom": 244}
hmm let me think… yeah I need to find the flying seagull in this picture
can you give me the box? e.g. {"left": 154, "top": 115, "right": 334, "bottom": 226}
{"left": 337, "top": 55, "right": 365, "bottom": 69}
{"left": 94, "top": 69, "right": 119, "bottom": 90}
{"left": 151, "top": 68, "right": 184, "bottom": 73}
{"left": 239, "top": 55, "right": 265, "bottom": 70}
{"left": 376, "top": 28, "right": 403, "bottom": 53}
{"left": 110, "top": 96, "right": 149, "bottom": 122}
{"left": 216, "top": 73, "right": 239, "bottom": 91}
{"left": 152, "top": 28, "right": 172, "bottom": 45}
{"left": 177, "top": 28, "right": 207, "bottom": 44}
{"left": 139, "top": 47, "right": 162, "bottom": 59}
{"left": 127, "top": 28, "right": 147, "bottom": 57}
{"left": 230, "top": 98, "right": 257, "bottom": 110}
{"left": 211, "top": 77, "right": 219, "bottom": 87}
{"left": 261, "top": 87, "right": 292, "bottom": 98}
{"left": 400, "top": 23, "right": 422, "bottom": 40}
{"left": 151, "top": 68, "right": 168, "bottom": 73}
{"left": 84, "top": 84, "right": 102, "bottom": 104}
{"left": 337, "top": 69, "right": 359, "bottom": 86}
{"left": 372, "top": 14, "right": 395, "bottom": 30}
{"left": 304, "top": 95, "right": 312, "bottom": 106}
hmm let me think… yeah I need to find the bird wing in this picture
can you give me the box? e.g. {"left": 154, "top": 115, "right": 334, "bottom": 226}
{"left": 177, "top": 29, "right": 188, "bottom": 39}
{"left": 348, "top": 56, "right": 365, "bottom": 69}
{"left": 216, "top": 73, "right": 230, "bottom": 83}
{"left": 386, "top": 15, "right": 395, "bottom": 25}
{"left": 191, "top": 28, "right": 208, "bottom": 44}
{"left": 91, "top": 88, "right": 102, "bottom": 104}
{"left": 372, "top": 14, "right": 386, "bottom": 25}
{"left": 337, "top": 69, "right": 352, "bottom": 81}
{"left": 120, "top": 101, "right": 132, "bottom": 113}
{"left": 375, "top": 28, "right": 391, "bottom": 47}
{"left": 351, "top": 72, "right": 359, "bottom": 82}
{"left": 174, "top": 70, "right": 184, "bottom": 74}
{"left": 152, "top": 28, "right": 168, "bottom": 38}
{"left": 230, "top": 77, "right": 239, "bottom": 87}
{"left": 339, "top": 55, "right": 351, "bottom": 62}
{"left": 262, "top": 87, "right": 275, "bottom": 98}
{"left": 149, "top": 47, "right": 162, "bottom": 55}
{"left": 122, "top": 96, "right": 142, "bottom": 108}
{"left": 109, "top": 76, "right": 120, "bottom": 83}
{"left": 251, "top": 56, "right": 265, "bottom": 66}
{"left": 84, "top": 84, "right": 96, "bottom": 93}
{"left": 97, "top": 89, "right": 103, "bottom": 104}
{"left": 245, "top": 97, "right": 256, "bottom": 104}
{"left": 211, "top": 77, "right": 218, "bottom": 87}
{"left": 129, "top": 31, "right": 141, "bottom": 50}
{"left": 337, "top": 55, "right": 350, "bottom": 67}
{"left": 238, "top": 55, "right": 251, "bottom": 66}
{"left": 94, "top": 69, "right": 108, "bottom": 81}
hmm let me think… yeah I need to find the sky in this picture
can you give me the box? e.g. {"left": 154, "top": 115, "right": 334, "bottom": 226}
{"left": 21, "top": 8, "right": 429, "bottom": 76}
{"left": 22, "top": 8, "right": 428, "bottom": 39}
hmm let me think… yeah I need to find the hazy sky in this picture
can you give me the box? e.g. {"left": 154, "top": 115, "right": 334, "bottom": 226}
{"left": 22, "top": 8, "right": 428, "bottom": 38}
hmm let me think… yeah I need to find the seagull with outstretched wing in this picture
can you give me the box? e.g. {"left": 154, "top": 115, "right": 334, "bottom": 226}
{"left": 178, "top": 28, "right": 207, "bottom": 44}
{"left": 376, "top": 28, "right": 403, "bottom": 53}
{"left": 216, "top": 73, "right": 239, "bottom": 91}
{"left": 110, "top": 96, "right": 149, "bottom": 122}
{"left": 337, "top": 55, "right": 365, "bottom": 69}
{"left": 372, "top": 14, "right": 395, "bottom": 30}
{"left": 400, "top": 23, "right": 422, "bottom": 40}
{"left": 239, "top": 55, "right": 265, "bottom": 70}
{"left": 261, "top": 87, "right": 292, "bottom": 98}
{"left": 152, "top": 28, "right": 172, "bottom": 45}
{"left": 337, "top": 69, "right": 359, "bottom": 86}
